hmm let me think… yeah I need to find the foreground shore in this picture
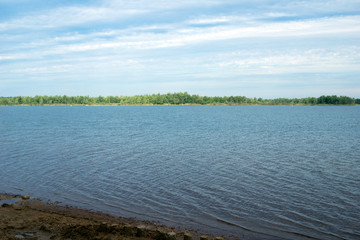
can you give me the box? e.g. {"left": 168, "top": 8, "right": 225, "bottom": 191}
{"left": 0, "top": 194, "right": 230, "bottom": 240}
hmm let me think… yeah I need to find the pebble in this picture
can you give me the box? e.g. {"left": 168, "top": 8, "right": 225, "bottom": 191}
{"left": 14, "top": 233, "right": 38, "bottom": 240}
{"left": 21, "top": 195, "right": 30, "bottom": 200}
{"left": 184, "top": 232, "right": 193, "bottom": 240}
{"left": 200, "top": 235, "right": 209, "bottom": 240}
{"left": 167, "top": 231, "right": 177, "bottom": 240}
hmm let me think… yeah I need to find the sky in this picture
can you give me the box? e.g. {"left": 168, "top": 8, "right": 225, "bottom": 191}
{"left": 0, "top": 0, "right": 360, "bottom": 98}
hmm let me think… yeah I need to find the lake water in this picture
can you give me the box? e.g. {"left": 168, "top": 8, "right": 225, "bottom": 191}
{"left": 0, "top": 106, "right": 359, "bottom": 239}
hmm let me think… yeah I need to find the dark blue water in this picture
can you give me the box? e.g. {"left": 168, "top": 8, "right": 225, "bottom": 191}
{"left": 1, "top": 106, "right": 359, "bottom": 239}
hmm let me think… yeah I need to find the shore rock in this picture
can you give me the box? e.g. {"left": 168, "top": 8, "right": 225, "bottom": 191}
{"left": 200, "top": 235, "right": 209, "bottom": 240}
{"left": 21, "top": 195, "right": 30, "bottom": 200}
{"left": 184, "top": 232, "right": 193, "bottom": 240}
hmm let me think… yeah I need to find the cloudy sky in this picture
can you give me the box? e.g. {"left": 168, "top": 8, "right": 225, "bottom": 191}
{"left": 1, "top": 0, "right": 359, "bottom": 98}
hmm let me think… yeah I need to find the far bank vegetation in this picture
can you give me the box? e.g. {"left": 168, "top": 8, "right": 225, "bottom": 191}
{"left": 1, "top": 92, "right": 359, "bottom": 106}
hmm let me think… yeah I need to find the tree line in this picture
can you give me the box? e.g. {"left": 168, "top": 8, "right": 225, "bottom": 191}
{"left": 0, "top": 93, "right": 359, "bottom": 106}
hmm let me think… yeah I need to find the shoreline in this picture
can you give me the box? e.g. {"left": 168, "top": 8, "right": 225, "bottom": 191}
{"left": 0, "top": 103, "right": 358, "bottom": 107}
{"left": 0, "top": 193, "right": 232, "bottom": 240}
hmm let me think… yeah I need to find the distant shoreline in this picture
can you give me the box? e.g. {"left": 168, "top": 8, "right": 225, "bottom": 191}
{"left": 0, "top": 103, "right": 359, "bottom": 107}
{"left": 1, "top": 93, "right": 359, "bottom": 106}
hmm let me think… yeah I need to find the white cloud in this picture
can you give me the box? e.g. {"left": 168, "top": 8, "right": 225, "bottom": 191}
{"left": 103, "top": 0, "right": 227, "bottom": 11}
{"left": 186, "top": 12, "right": 297, "bottom": 26}
{"left": 0, "top": 6, "right": 146, "bottom": 30}
{"left": 0, "top": 55, "right": 16, "bottom": 60}
{"left": 2, "top": 14, "right": 359, "bottom": 62}
{"left": 215, "top": 47, "right": 360, "bottom": 75}
{"left": 187, "top": 16, "right": 233, "bottom": 25}
{"left": 45, "top": 15, "right": 360, "bottom": 53}
{"left": 9, "top": 64, "right": 72, "bottom": 74}
{"left": 264, "top": 12, "right": 296, "bottom": 18}
{"left": 0, "top": 0, "right": 231, "bottom": 31}
{"left": 0, "top": 54, "right": 28, "bottom": 61}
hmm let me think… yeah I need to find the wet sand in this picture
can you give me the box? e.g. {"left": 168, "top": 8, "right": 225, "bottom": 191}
{"left": 0, "top": 194, "right": 229, "bottom": 240}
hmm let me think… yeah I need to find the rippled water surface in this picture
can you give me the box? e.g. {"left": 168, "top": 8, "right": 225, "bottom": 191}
{"left": 1, "top": 106, "right": 359, "bottom": 239}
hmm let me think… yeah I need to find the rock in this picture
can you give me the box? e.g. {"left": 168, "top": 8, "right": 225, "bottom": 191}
{"left": 200, "top": 235, "right": 209, "bottom": 240}
{"left": 136, "top": 225, "right": 147, "bottom": 237}
{"left": 122, "top": 224, "right": 136, "bottom": 236}
{"left": 97, "top": 222, "right": 111, "bottom": 233}
{"left": 14, "top": 233, "right": 38, "bottom": 239}
{"left": 215, "top": 237, "right": 224, "bottom": 240}
{"left": 24, "top": 232, "right": 36, "bottom": 237}
{"left": 24, "top": 232, "right": 38, "bottom": 240}
{"left": 21, "top": 195, "right": 30, "bottom": 200}
{"left": 156, "top": 231, "right": 176, "bottom": 240}
{"left": 184, "top": 232, "right": 193, "bottom": 240}
{"left": 40, "top": 225, "right": 50, "bottom": 232}
{"left": 166, "top": 231, "right": 177, "bottom": 240}
{"left": 110, "top": 223, "right": 119, "bottom": 230}
{"left": 2, "top": 203, "right": 11, "bottom": 208}
{"left": 26, "top": 237, "right": 38, "bottom": 240}
{"left": 155, "top": 230, "right": 165, "bottom": 240}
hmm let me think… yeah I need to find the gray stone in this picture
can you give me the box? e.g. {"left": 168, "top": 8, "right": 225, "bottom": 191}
{"left": 200, "top": 235, "right": 209, "bottom": 240}
{"left": 21, "top": 195, "right": 30, "bottom": 200}
{"left": 184, "top": 232, "right": 192, "bottom": 240}
{"left": 155, "top": 230, "right": 176, "bottom": 240}
{"left": 136, "top": 225, "right": 147, "bottom": 237}
{"left": 24, "top": 232, "right": 36, "bottom": 237}
{"left": 122, "top": 224, "right": 136, "bottom": 236}
{"left": 166, "top": 231, "right": 177, "bottom": 240}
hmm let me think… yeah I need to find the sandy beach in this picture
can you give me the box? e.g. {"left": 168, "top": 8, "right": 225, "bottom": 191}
{"left": 0, "top": 194, "right": 229, "bottom": 240}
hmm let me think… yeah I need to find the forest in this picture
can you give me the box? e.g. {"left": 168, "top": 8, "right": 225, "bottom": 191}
{"left": 0, "top": 93, "right": 359, "bottom": 106}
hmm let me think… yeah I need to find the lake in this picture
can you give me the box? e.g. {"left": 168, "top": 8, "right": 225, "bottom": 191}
{"left": 0, "top": 106, "right": 359, "bottom": 239}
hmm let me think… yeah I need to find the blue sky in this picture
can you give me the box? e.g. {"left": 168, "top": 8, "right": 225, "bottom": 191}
{"left": 1, "top": 0, "right": 359, "bottom": 98}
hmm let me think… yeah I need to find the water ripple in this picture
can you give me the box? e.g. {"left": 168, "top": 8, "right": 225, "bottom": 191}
{"left": 1, "top": 106, "right": 359, "bottom": 239}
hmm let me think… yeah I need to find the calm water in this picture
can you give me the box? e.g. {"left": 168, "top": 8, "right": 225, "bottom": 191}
{"left": 1, "top": 106, "right": 359, "bottom": 239}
